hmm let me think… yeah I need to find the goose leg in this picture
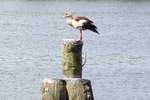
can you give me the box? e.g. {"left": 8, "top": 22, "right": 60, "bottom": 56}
{"left": 80, "top": 30, "right": 82, "bottom": 40}
{"left": 75, "top": 30, "right": 82, "bottom": 42}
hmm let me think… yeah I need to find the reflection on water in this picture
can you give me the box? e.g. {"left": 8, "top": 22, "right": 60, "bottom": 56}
{"left": 0, "top": 1, "right": 150, "bottom": 100}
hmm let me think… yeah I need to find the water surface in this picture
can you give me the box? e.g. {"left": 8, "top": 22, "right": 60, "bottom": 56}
{"left": 0, "top": 1, "right": 150, "bottom": 100}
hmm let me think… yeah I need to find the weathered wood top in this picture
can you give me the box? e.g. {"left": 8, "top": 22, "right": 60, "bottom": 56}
{"left": 63, "top": 39, "right": 83, "bottom": 45}
{"left": 43, "top": 78, "right": 65, "bottom": 83}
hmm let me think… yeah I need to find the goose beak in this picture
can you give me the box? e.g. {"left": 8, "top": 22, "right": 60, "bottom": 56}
{"left": 63, "top": 15, "right": 65, "bottom": 18}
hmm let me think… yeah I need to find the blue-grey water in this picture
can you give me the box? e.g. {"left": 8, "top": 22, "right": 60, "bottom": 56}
{"left": 0, "top": 1, "right": 150, "bottom": 100}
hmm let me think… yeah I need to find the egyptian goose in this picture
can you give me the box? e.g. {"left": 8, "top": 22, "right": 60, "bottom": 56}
{"left": 64, "top": 13, "right": 99, "bottom": 41}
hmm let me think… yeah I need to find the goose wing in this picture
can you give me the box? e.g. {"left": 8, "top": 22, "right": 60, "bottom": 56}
{"left": 74, "top": 16, "right": 94, "bottom": 23}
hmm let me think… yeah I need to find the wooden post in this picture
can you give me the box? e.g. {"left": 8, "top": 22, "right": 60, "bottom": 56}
{"left": 40, "top": 79, "right": 68, "bottom": 100}
{"left": 65, "top": 78, "right": 94, "bottom": 100}
{"left": 40, "top": 38, "right": 95, "bottom": 100}
{"left": 62, "top": 39, "right": 83, "bottom": 78}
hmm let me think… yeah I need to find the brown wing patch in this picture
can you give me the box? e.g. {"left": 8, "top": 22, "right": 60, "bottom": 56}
{"left": 74, "top": 16, "right": 94, "bottom": 23}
